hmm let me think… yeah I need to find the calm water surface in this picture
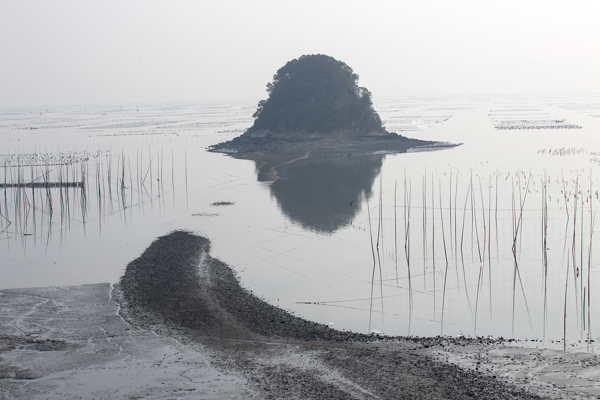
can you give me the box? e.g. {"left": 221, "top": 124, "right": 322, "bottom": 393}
{"left": 1, "top": 95, "right": 600, "bottom": 350}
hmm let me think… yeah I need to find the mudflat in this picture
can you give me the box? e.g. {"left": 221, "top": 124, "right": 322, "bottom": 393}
{"left": 0, "top": 283, "right": 250, "bottom": 399}
{"left": 2, "top": 231, "right": 599, "bottom": 399}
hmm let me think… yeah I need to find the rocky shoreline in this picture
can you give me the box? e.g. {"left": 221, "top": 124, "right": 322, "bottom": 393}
{"left": 208, "top": 136, "right": 459, "bottom": 181}
{"left": 116, "top": 230, "right": 544, "bottom": 399}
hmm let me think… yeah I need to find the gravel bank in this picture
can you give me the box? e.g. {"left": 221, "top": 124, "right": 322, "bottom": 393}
{"left": 117, "top": 230, "right": 546, "bottom": 399}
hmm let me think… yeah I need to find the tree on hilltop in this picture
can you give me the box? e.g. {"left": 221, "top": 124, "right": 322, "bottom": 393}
{"left": 248, "top": 54, "right": 386, "bottom": 136}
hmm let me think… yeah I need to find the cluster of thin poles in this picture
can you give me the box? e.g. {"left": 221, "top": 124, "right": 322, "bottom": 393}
{"left": 0, "top": 147, "right": 187, "bottom": 249}
{"left": 366, "top": 168, "right": 595, "bottom": 349}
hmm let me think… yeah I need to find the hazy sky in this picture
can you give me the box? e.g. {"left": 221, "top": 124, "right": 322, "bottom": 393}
{"left": 1, "top": 0, "right": 598, "bottom": 108}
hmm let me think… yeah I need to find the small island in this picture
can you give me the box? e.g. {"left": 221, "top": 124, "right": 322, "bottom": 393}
{"left": 209, "top": 54, "right": 456, "bottom": 181}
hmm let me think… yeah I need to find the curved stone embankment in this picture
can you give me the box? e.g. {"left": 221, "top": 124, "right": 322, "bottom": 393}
{"left": 116, "top": 230, "right": 546, "bottom": 399}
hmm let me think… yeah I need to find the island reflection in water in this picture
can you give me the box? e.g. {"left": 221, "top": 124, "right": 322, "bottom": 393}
{"left": 267, "top": 155, "right": 384, "bottom": 233}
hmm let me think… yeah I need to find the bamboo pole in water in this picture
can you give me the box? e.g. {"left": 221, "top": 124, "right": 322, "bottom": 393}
{"left": 422, "top": 172, "right": 427, "bottom": 289}
{"left": 98, "top": 158, "right": 103, "bottom": 233}
{"left": 3, "top": 163, "right": 8, "bottom": 236}
{"left": 431, "top": 173, "right": 435, "bottom": 318}
{"left": 518, "top": 171, "right": 524, "bottom": 264}
{"left": 572, "top": 172, "right": 579, "bottom": 326}
{"left": 473, "top": 177, "right": 486, "bottom": 337}
{"left": 561, "top": 169, "right": 570, "bottom": 262}
{"left": 394, "top": 179, "right": 398, "bottom": 286}
{"left": 449, "top": 169, "right": 453, "bottom": 261}
{"left": 136, "top": 149, "right": 140, "bottom": 206}
{"left": 149, "top": 147, "right": 153, "bottom": 200}
{"left": 185, "top": 148, "right": 188, "bottom": 208}
{"left": 587, "top": 217, "right": 594, "bottom": 351}
{"left": 115, "top": 154, "right": 120, "bottom": 207}
{"left": 31, "top": 164, "right": 36, "bottom": 241}
{"left": 511, "top": 171, "right": 533, "bottom": 334}
{"left": 171, "top": 148, "right": 175, "bottom": 204}
{"left": 367, "top": 198, "right": 378, "bottom": 333}
{"left": 45, "top": 157, "right": 53, "bottom": 226}
{"left": 587, "top": 170, "right": 594, "bottom": 351}
{"left": 580, "top": 177, "right": 585, "bottom": 336}
{"left": 479, "top": 177, "right": 487, "bottom": 261}
{"left": 451, "top": 172, "right": 459, "bottom": 287}
{"left": 439, "top": 180, "right": 449, "bottom": 336}
{"left": 66, "top": 163, "right": 72, "bottom": 229}
{"left": 107, "top": 151, "right": 113, "bottom": 211}
{"left": 121, "top": 153, "right": 127, "bottom": 223}
{"left": 128, "top": 156, "right": 133, "bottom": 210}
{"left": 495, "top": 169, "right": 499, "bottom": 263}
{"left": 158, "top": 149, "right": 163, "bottom": 209}
{"left": 377, "top": 174, "right": 383, "bottom": 262}
{"left": 455, "top": 173, "right": 459, "bottom": 267}
{"left": 470, "top": 171, "right": 474, "bottom": 261}
{"left": 375, "top": 176, "right": 384, "bottom": 322}
{"left": 460, "top": 180, "right": 473, "bottom": 317}
{"left": 564, "top": 251, "right": 570, "bottom": 352}
{"left": 81, "top": 161, "right": 87, "bottom": 231}
{"left": 542, "top": 171, "right": 549, "bottom": 344}
{"left": 512, "top": 178, "right": 517, "bottom": 335}
{"left": 59, "top": 163, "right": 65, "bottom": 234}
{"left": 488, "top": 174, "right": 492, "bottom": 318}
{"left": 404, "top": 173, "right": 412, "bottom": 315}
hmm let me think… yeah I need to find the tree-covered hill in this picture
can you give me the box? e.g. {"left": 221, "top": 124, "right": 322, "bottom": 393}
{"left": 246, "top": 54, "right": 388, "bottom": 138}
{"left": 208, "top": 54, "right": 450, "bottom": 161}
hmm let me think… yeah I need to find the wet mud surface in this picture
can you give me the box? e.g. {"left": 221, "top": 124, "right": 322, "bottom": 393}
{"left": 3, "top": 231, "right": 598, "bottom": 398}
{"left": 0, "top": 283, "right": 250, "bottom": 399}
{"left": 116, "top": 230, "right": 545, "bottom": 399}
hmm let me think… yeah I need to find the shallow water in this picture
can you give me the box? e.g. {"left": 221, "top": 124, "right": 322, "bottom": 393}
{"left": 1, "top": 95, "right": 600, "bottom": 350}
